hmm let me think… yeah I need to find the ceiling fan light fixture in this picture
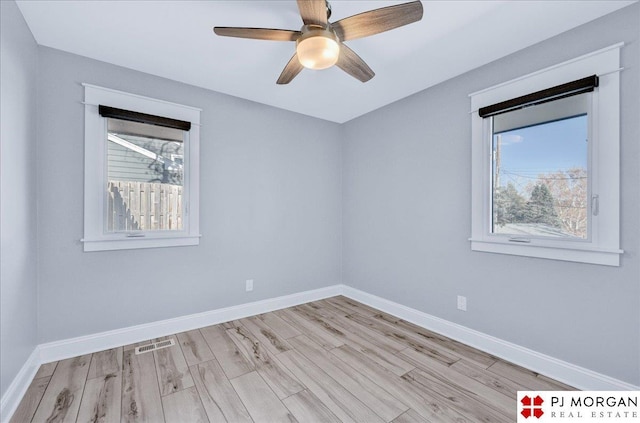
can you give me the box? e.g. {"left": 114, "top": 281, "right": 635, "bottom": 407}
{"left": 214, "top": 0, "right": 424, "bottom": 83}
{"left": 296, "top": 27, "right": 340, "bottom": 70}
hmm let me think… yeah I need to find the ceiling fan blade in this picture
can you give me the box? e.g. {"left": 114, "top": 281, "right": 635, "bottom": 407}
{"left": 332, "top": 1, "right": 423, "bottom": 41}
{"left": 297, "top": 0, "right": 327, "bottom": 26}
{"left": 213, "top": 27, "right": 301, "bottom": 41}
{"left": 277, "top": 54, "right": 305, "bottom": 84}
{"left": 336, "top": 44, "right": 374, "bottom": 83}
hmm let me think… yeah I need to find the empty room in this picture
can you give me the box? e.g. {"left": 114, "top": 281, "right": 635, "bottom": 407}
{"left": 1, "top": 0, "right": 639, "bottom": 422}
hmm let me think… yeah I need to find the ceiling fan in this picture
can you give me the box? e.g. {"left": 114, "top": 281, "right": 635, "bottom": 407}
{"left": 214, "top": 0, "right": 423, "bottom": 84}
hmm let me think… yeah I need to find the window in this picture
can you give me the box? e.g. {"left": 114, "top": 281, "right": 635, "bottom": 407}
{"left": 469, "top": 44, "right": 623, "bottom": 266}
{"left": 83, "top": 85, "right": 201, "bottom": 251}
{"left": 491, "top": 93, "right": 590, "bottom": 240}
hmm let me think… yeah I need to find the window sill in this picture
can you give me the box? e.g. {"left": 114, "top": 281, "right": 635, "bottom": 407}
{"left": 82, "top": 234, "right": 201, "bottom": 252}
{"left": 469, "top": 238, "right": 622, "bottom": 266}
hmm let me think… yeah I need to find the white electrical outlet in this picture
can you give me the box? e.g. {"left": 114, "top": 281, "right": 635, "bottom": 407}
{"left": 457, "top": 295, "right": 467, "bottom": 311}
{"left": 246, "top": 279, "right": 254, "bottom": 292}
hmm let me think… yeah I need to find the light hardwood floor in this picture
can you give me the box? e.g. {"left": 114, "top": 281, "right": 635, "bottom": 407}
{"left": 11, "top": 296, "right": 573, "bottom": 422}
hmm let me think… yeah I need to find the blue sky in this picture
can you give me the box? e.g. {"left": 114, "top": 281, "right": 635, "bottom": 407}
{"left": 494, "top": 115, "right": 588, "bottom": 192}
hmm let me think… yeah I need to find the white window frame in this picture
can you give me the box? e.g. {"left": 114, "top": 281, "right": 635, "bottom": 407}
{"left": 469, "top": 44, "right": 623, "bottom": 266}
{"left": 82, "top": 84, "right": 201, "bottom": 252}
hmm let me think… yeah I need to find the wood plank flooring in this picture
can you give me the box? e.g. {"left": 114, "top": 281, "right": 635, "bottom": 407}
{"left": 11, "top": 296, "right": 573, "bottom": 422}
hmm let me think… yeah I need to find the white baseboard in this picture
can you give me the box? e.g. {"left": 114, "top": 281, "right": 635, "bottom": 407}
{"left": 1, "top": 285, "right": 341, "bottom": 422}
{"left": 341, "top": 285, "right": 639, "bottom": 391}
{"left": 3, "top": 283, "right": 637, "bottom": 422}
{"left": 38, "top": 284, "right": 343, "bottom": 364}
{"left": 0, "top": 347, "right": 40, "bottom": 423}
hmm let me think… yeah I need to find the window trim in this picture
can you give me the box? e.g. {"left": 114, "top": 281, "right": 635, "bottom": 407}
{"left": 469, "top": 44, "right": 623, "bottom": 266}
{"left": 82, "top": 84, "right": 201, "bottom": 252}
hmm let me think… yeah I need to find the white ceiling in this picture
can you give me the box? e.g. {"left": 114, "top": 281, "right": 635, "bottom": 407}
{"left": 16, "top": 0, "right": 635, "bottom": 123}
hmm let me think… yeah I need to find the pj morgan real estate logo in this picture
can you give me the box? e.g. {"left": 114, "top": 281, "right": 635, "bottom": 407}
{"left": 517, "top": 391, "right": 639, "bottom": 422}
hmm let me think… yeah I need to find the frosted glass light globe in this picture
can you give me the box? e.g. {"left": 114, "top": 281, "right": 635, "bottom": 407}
{"left": 296, "top": 29, "right": 340, "bottom": 70}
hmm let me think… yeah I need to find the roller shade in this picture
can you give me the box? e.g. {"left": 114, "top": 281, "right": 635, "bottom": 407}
{"left": 99, "top": 105, "right": 191, "bottom": 131}
{"left": 478, "top": 75, "right": 598, "bottom": 118}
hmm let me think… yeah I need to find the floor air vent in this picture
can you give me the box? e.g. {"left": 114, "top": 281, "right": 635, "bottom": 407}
{"left": 135, "top": 338, "right": 175, "bottom": 355}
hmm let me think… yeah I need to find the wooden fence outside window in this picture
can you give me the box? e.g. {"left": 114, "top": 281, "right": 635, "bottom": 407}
{"left": 107, "top": 181, "right": 183, "bottom": 232}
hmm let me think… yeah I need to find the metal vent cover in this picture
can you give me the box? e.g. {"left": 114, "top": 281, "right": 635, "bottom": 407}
{"left": 134, "top": 338, "right": 175, "bottom": 355}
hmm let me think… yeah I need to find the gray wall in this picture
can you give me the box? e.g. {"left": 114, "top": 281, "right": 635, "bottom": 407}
{"left": 342, "top": 4, "right": 640, "bottom": 386}
{"left": 0, "top": 1, "right": 40, "bottom": 398}
{"left": 36, "top": 47, "right": 343, "bottom": 343}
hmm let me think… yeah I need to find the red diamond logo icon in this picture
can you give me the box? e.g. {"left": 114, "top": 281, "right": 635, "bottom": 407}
{"left": 521, "top": 395, "right": 544, "bottom": 419}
